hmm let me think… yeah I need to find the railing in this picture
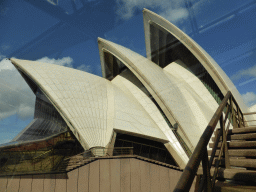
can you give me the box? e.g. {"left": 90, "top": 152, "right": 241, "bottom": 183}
{"left": 174, "top": 91, "right": 247, "bottom": 192}
{"left": 57, "top": 147, "right": 134, "bottom": 172}
{"left": 0, "top": 147, "right": 133, "bottom": 175}
{"left": 0, "top": 149, "right": 71, "bottom": 176}
{"left": 172, "top": 127, "right": 192, "bottom": 157}
{"left": 83, "top": 147, "right": 134, "bottom": 158}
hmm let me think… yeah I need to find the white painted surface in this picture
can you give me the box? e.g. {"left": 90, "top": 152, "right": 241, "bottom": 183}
{"left": 11, "top": 58, "right": 168, "bottom": 151}
{"left": 112, "top": 70, "right": 189, "bottom": 163}
{"left": 250, "top": 104, "right": 256, "bottom": 112}
{"left": 143, "top": 8, "right": 249, "bottom": 115}
{"left": 98, "top": 38, "right": 202, "bottom": 148}
{"left": 9, "top": 9, "right": 251, "bottom": 167}
{"left": 164, "top": 61, "right": 219, "bottom": 130}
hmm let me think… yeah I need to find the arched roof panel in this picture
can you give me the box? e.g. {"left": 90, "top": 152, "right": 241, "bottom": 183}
{"left": 98, "top": 38, "right": 215, "bottom": 149}
{"left": 11, "top": 58, "right": 112, "bottom": 149}
{"left": 143, "top": 9, "right": 248, "bottom": 113}
{"left": 111, "top": 70, "right": 189, "bottom": 166}
{"left": 10, "top": 58, "right": 168, "bottom": 150}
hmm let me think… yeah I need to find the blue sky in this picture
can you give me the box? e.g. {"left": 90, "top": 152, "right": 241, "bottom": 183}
{"left": 0, "top": 0, "right": 256, "bottom": 144}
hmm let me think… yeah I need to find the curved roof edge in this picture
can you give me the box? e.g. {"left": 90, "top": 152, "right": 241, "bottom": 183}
{"left": 111, "top": 70, "right": 188, "bottom": 165}
{"left": 97, "top": 38, "right": 194, "bottom": 161}
{"left": 97, "top": 37, "right": 179, "bottom": 128}
{"left": 10, "top": 58, "right": 170, "bottom": 151}
{"left": 143, "top": 8, "right": 249, "bottom": 113}
{"left": 10, "top": 58, "right": 99, "bottom": 150}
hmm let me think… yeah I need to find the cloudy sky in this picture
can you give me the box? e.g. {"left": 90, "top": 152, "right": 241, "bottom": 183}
{"left": 0, "top": 0, "right": 256, "bottom": 144}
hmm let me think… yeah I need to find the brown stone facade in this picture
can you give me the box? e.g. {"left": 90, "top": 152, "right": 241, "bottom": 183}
{"left": 0, "top": 156, "right": 196, "bottom": 192}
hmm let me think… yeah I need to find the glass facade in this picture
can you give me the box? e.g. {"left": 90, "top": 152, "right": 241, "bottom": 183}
{"left": 0, "top": 74, "right": 84, "bottom": 175}
{"left": 0, "top": 131, "right": 83, "bottom": 176}
{"left": 13, "top": 88, "right": 68, "bottom": 142}
{"left": 103, "top": 51, "right": 127, "bottom": 80}
{"left": 149, "top": 22, "right": 224, "bottom": 104}
{"left": 114, "top": 133, "right": 177, "bottom": 166}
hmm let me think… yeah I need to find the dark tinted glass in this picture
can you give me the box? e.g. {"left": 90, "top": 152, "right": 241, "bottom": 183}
{"left": 0, "top": 131, "right": 84, "bottom": 176}
{"left": 114, "top": 133, "right": 178, "bottom": 166}
{"left": 150, "top": 22, "right": 224, "bottom": 104}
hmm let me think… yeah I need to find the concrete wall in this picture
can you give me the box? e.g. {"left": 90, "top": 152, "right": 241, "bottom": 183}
{"left": 0, "top": 157, "right": 196, "bottom": 192}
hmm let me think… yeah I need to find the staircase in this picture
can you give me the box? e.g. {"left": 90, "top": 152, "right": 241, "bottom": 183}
{"left": 174, "top": 91, "right": 256, "bottom": 192}
{"left": 198, "top": 125, "right": 256, "bottom": 191}
{"left": 57, "top": 153, "right": 85, "bottom": 172}
{"left": 210, "top": 126, "right": 256, "bottom": 172}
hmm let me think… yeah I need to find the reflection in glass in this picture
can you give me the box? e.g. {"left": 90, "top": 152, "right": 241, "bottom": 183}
{"left": 150, "top": 22, "right": 224, "bottom": 104}
{"left": 114, "top": 133, "right": 177, "bottom": 166}
{"left": 0, "top": 131, "right": 83, "bottom": 176}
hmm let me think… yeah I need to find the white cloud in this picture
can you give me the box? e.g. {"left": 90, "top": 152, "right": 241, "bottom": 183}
{"left": 18, "top": 104, "right": 35, "bottom": 119}
{"left": 0, "top": 58, "right": 35, "bottom": 120}
{"left": 46, "top": 0, "right": 58, "bottom": 6}
{"left": 250, "top": 104, "right": 256, "bottom": 112}
{"left": 242, "top": 92, "right": 256, "bottom": 107}
{"left": 0, "top": 54, "right": 6, "bottom": 60}
{"left": 0, "top": 56, "right": 76, "bottom": 120}
{"left": 239, "top": 77, "right": 256, "bottom": 87}
{"left": 36, "top": 56, "right": 74, "bottom": 68}
{"left": 77, "top": 64, "right": 91, "bottom": 72}
{"left": 160, "top": 8, "right": 189, "bottom": 23}
{"left": 0, "top": 58, "right": 15, "bottom": 71}
{"left": 115, "top": 0, "right": 206, "bottom": 23}
{"left": 231, "top": 65, "right": 256, "bottom": 81}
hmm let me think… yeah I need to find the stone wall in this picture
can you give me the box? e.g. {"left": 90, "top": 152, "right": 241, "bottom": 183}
{"left": 0, "top": 157, "right": 196, "bottom": 192}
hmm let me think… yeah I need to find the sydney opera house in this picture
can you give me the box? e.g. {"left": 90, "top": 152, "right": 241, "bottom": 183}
{"left": 0, "top": 9, "right": 255, "bottom": 192}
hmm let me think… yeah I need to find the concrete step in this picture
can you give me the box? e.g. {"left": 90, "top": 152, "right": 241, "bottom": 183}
{"left": 231, "top": 132, "right": 256, "bottom": 140}
{"left": 230, "top": 126, "right": 256, "bottom": 134}
{"left": 209, "top": 141, "right": 256, "bottom": 148}
{"left": 214, "top": 181, "right": 256, "bottom": 192}
{"left": 212, "top": 158, "right": 256, "bottom": 168}
{"left": 197, "top": 167, "right": 256, "bottom": 183}
{"left": 229, "top": 158, "right": 256, "bottom": 168}
{"left": 212, "top": 133, "right": 256, "bottom": 141}
{"left": 208, "top": 149, "right": 256, "bottom": 157}
{"left": 214, "top": 126, "right": 256, "bottom": 136}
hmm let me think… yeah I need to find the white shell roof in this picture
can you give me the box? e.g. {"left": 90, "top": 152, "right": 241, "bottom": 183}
{"left": 98, "top": 38, "right": 217, "bottom": 148}
{"left": 8, "top": 9, "right": 251, "bottom": 168}
{"left": 10, "top": 58, "right": 168, "bottom": 150}
{"left": 143, "top": 8, "right": 249, "bottom": 114}
{"left": 164, "top": 61, "right": 219, "bottom": 121}
{"left": 112, "top": 70, "right": 189, "bottom": 164}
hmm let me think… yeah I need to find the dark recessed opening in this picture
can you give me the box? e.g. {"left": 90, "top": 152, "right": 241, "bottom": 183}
{"left": 114, "top": 133, "right": 178, "bottom": 166}
{"left": 150, "top": 22, "right": 224, "bottom": 104}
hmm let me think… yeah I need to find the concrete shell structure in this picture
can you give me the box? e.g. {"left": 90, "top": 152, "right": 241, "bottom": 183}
{"left": 0, "top": 9, "right": 252, "bottom": 184}
{"left": 98, "top": 37, "right": 218, "bottom": 153}
{"left": 10, "top": 58, "right": 169, "bottom": 149}
{"left": 143, "top": 9, "right": 248, "bottom": 112}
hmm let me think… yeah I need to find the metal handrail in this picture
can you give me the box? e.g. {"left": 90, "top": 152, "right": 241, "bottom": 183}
{"left": 244, "top": 112, "right": 256, "bottom": 115}
{"left": 32, "top": 149, "right": 53, "bottom": 161}
{"left": 174, "top": 91, "right": 245, "bottom": 192}
{"left": 0, "top": 147, "right": 134, "bottom": 176}
{"left": 58, "top": 147, "right": 134, "bottom": 172}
